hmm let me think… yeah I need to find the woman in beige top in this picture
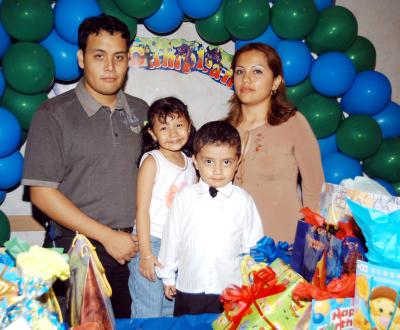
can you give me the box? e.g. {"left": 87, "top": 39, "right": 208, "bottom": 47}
{"left": 226, "top": 43, "right": 324, "bottom": 243}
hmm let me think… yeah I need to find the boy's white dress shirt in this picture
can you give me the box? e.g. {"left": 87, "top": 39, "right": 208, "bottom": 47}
{"left": 156, "top": 179, "right": 264, "bottom": 294}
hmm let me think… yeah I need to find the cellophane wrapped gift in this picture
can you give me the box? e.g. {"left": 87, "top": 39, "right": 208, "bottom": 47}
{"left": 212, "top": 256, "right": 310, "bottom": 330}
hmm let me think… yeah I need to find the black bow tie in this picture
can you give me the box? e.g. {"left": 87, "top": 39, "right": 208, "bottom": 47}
{"left": 209, "top": 186, "right": 218, "bottom": 198}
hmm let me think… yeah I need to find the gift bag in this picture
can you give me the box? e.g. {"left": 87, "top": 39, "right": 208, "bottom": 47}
{"left": 68, "top": 234, "right": 115, "bottom": 330}
{"left": 354, "top": 260, "right": 400, "bottom": 330}
{"left": 309, "top": 298, "right": 354, "bottom": 330}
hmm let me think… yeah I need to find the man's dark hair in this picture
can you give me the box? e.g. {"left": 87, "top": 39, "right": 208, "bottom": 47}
{"left": 78, "top": 14, "right": 131, "bottom": 52}
{"left": 193, "top": 121, "right": 241, "bottom": 157}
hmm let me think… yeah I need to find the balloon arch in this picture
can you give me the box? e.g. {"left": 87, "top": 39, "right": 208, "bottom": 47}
{"left": 0, "top": 0, "right": 399, "bottom": 213}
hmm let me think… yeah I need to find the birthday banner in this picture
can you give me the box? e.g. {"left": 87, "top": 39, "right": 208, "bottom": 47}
{"left": 129, "top": 37, "right": 234, "bottom": 89}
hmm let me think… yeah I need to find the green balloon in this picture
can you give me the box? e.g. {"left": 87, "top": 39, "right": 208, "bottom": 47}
{"left": 96, "top": 0, "right": 138, "bottom": 39}
{"left": 196, "top": 2, "right": 230, "bottom": 44}
{"left": 392, "top": 182, "right": 400, "bottom": 197}
{"left": 223, "top": 0, "right": 270, "bottom": 40}
{"left": 2, "top": 42, "right": 55, "bottom": 95}
{"left": 363, "top": 138, "right": 400, "bottom": 183}
{"left": 345, "top": 36, "right": 376, "bottom": 72}
{"left": 286, "top": 78, "right": 314, "bottom": 106}
{"left": 0, "top": 210, "right": 10, "bottom": 246}
{"left": 306, "top": 6, "right": 358, "bottom": 54}
{"left": 271, "top": 0, "right": 318, "bottom": 40}
{"left": 114, "top": 0, "right": 162, "bottom": 18}
{"left": 0, "top": 0, "right": 53, "bottom": 42}
{"left": 336, "top": 115, "right": 382, "bottom": 160}
{"left": 0, "top": 86, "right": 47, "bottom": 131}
{"left": 298, "top": 93, "right": 342, "bottom": 139}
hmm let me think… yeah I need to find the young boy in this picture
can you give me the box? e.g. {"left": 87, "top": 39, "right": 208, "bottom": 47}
{"left": 156, "top": 121, "right": 264, "bottom": 316}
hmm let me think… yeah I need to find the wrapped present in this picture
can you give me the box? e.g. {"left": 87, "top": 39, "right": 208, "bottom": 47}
{"left": 354, "top": 260, "right": 400, "bottom": 330}
{"left": 213, "top": 257, "right": 310, "bottom": 329}
{"left": 310, "top": 298, "right": 354, "bottom": 330}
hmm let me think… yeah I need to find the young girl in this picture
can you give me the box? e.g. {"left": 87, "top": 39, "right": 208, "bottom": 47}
{"left": 129, "top": 97, "right": 197, "bottom": 318}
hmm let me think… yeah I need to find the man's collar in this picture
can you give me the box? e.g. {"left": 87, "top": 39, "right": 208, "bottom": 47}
{"left": 75, "top": 78, "right": 130, "bottom": 117}
{"left": 197, "top": 178, "right": 233, "bottom": 198}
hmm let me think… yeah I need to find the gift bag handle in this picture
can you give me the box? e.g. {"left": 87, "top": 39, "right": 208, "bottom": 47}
{"left": 366, "top": 276, "right": 400, "bottom": 330}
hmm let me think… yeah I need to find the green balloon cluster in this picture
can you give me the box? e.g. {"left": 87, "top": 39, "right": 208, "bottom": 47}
{"left": 0, "top": 0, "right": 53, "bottom": 42}
{"left": 336, "top": 115, "right": 382, "bottom": 160}
{"left": 114, "top": 0, "right": 162, "bottom": 19}
{"left": 393, "top": 182, "right": 400, "bottom": 196}
{"left": 223, "top": 0, "right": 270, "bottom": 40}
{"left": 0, "top": 210, "right": 10, "bottom": 246}
{"left": 271, "top": 0, "right": 318, "bottom": 40}
{"left": 363, "top": 138, "right": 400, "bottom": 183}
{"left": 298, "top": 94, "right": 342, "bottom": 139}
{"left": 2, "top": 43, "right": 55, "bottom": 95}
{"left": 306, "top": 6, "right": 358, "bottom": 54}
{"left": 286, "top": 78, "right": 314, "bottom": 106}
{"left": 345, "top": 36, "right": 376, "bottom": 72}
{"left": 196, "top": 2, "right": 230, "bottom": 44}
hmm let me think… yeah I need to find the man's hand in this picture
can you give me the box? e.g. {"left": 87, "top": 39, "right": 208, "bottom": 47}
{"left": 101, "top": 230, "right": 137, "bottom": 264}
{"left": 164, "top": 285, "right": 176, "bottom": 300}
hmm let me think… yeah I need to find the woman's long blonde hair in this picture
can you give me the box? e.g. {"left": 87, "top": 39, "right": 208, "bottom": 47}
{"left": 226, "top": 43, "right": 297, "bottom": 127}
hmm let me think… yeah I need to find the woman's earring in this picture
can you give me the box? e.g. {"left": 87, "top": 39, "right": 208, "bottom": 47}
{"left": 271, "top": 89, "right": 277, "bottom": 96}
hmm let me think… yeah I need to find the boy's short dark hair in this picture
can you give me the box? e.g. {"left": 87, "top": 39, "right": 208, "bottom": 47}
{"left": 193, "top": 121, "right": 241, "bottom": 157}
{"left": 78, "top": 14, "right": 131, "bottom": 52}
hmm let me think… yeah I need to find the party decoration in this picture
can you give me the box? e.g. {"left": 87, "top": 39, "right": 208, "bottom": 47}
{"left": 0, "top": 210, "right": 10, "bottom": 245}
{"left": 286, "top": 78, "right": 314, "bottom": 106}
{"left": 54, "top": 0, "right": 102, "bottom": 44}
{"left": 336, "top": 115, "right": 382, "bottom": 159}
{"left": 0, "top": 190, "right": 5, "bottom": 205}
{"left": 314, "top": 0, "right": 334, "bottom": 11}
{"left": 310, "top": 52, "right": 356, "bottom": 96}
{"left": 196, "top": 2, "right": 230, "bottom": 44}
{"left": 275, "top": 40, "right": 312, "bottom": 86}
{"left": 0, "top": 20, "right": 11, "bottom": 58}
{"left": 0, "top": 151, "right": 24, "bottom": 190}
{"left": 306, "top": 6, "right": 358, "bottom": 54}
{"left": 0, "top": 0, "right": 53, "bottom": 42}
{"left": 341, "top": 71, "right": 391, "bottom": 115}
{"left": 177, "top": 0, "right": 221, "bottom": 19}
{"left": 0, "top": 87, "right": 47, "bottom": 131}
{"left": 235, "top": 25, "right": 281, "bottom": 51}
{"left": 144, "top": 0, "right": 184, "bottom": 34}
{"left": 318, "top": 134, "right": 338, "bottom": 159}
{"left": 115, "top": 0, "right": 162, "bottom": 19}
{"left": 223, "top": 0, "right": 270, "bottom": 40}
{"left": 298, "top": 94, "right": 342, "bottom": 139}
{"left": 322, "top": 152, "right": 362, "bottom": 185}
{"left": 271, "top": 0, "right": 318, "bottom": 40}
{"left": 373, "top": 178, "right": 397, "bottom": 196}
{"left": 0, "top": 70, "right": 4, "bottom": 98}
{"left": 363, "top": 138, "right": 400, "bottom": 183}
{"left": 2, "top": 42, "right": 55, "bottom": 95}
{"left": 96, "top": 0, "right": 138, "bottom": 39}
{"left": 0, "top": 107, "right": 21, "bottom": 158}
{"left": 40, "top": 29, "right": 80, "bottom": 82}
{"left": 345, "top": 36, "right": 376, "bottom": 72}
{"left": 372, "top": 101, "right": 400, "bottom": 138}
{"left": 392, "top": 183, "right": 400, "bottom": 197}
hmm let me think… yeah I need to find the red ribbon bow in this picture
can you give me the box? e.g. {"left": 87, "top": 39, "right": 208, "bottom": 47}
{"left": 220, "top": 267, "right": 286, "bottom": 329}
{"left": 300, "top": 207, "right": 325, "bottom": 227}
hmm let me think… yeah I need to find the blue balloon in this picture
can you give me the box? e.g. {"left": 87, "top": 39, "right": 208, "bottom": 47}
{"left": 373, "top": 178, "right": 397, "bottom": 196}
{"left": 312, "top": 312, "right": 324, "bottom": 324}
{"left": 0, "top": 107, "right": 21, "bottom": 158}
{"left": 0, "top": 69, "right": 5, "bottom": 98}
{"left": 0, "top": 190, "right": 5, "bottom": 205}
{"left": 144, "top": 0, "right": 184, "bottom": 34}
{"left": 0, "top": 21, "right": 11, "bottom": 58}
{"left": 0, "top": 151, "right": 24, "bottom": 190}
{"left": 314, "top": 0, "right": 334, "bottom": 11}
{"left": 322, "top": 152, "right": 362, "bottom": 184}
{"left": 318, "top": 133, "right": 338, "bottom": 158}
{"left": 341, "top": 71, "right": 392, "bottom": 115}
{"left": 177, "top": 0, "right": 221, "bottom": 19}
{"left": 54, "top": 0, "right": 102, "bottom": 44}
{"left": 372, "top": 101, "right": 400, "bottom": 138}
{"left": 235, "top": 25, "right": 282, "bottom": 51}
{"left": 40, "top": 29, "right": 81, "bottom": 82}
{"left": 275, "top": 40, "right": 312, "bottom": 86}
{"left": 310, "top": 52, "right": 356, "bottom": 96}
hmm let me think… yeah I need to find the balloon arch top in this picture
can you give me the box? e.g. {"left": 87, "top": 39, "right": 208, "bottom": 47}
{"left": 0, "top": 0, "right": 399, "bottom": 199}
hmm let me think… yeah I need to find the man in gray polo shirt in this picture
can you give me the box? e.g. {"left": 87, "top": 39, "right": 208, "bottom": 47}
{"left": 22, "top": 15, "right": 148, "bottom": 318}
